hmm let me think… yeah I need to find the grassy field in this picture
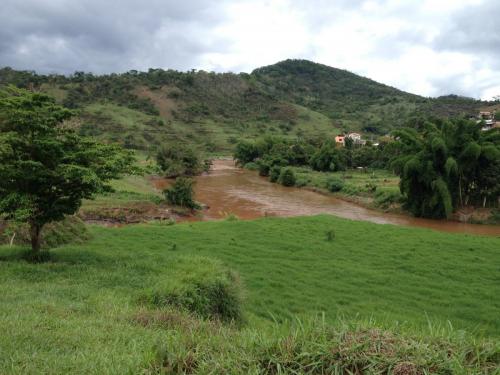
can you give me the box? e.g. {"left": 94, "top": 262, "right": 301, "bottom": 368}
{"left": 0, "top": 215, "right": 499, "bottom": 373}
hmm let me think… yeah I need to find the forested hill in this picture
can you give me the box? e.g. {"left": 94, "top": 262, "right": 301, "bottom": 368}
{"left": 0, "top": 60, "right": 491, "bottom": 153}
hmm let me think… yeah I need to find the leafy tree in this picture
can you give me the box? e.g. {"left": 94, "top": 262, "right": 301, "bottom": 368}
{"left": 164, "top": 178, "right": 199, "bottom": 209}
{"left": 391, "top": 119, "right": 499, "bottom": 218}
{"left": 233, "top": 140, "right": 259, "bottom": 165}
{"left": 310, "top": 140, "right": 346, "bottom": 172}
{"left": 0, "top": 87, "right": 134, "bottom": 254}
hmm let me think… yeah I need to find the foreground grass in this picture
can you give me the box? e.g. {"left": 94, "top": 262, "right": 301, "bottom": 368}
{"left": 0, "top": 215, "right": 499, "bottom": 373}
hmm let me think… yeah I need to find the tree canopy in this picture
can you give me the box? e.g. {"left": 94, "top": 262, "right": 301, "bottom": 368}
{"left": 391, "top": 119, "right": 500, "bottom": 218}
{"left": 0, "top": 86, "right": 135, "bottom": 253}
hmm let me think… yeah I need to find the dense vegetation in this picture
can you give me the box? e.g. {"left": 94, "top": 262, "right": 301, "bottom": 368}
{"left": 392, "top": 119, "right": 500, "bottom": 218}
{"left": 234, "top": 117, "right": 500, "bottom": 217}
{"left": 0, "top": 216, "right": 498, "bottom": 373}
{"left": 0, "top": 87, "right": 134, "bottom": 254}
{"left": 1, "top": 60, "right": 496, "bottom": 154}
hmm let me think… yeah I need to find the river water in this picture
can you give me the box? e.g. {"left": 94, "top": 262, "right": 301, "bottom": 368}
{"left": 153, "top": 159, "right": 500, "bottom": 236}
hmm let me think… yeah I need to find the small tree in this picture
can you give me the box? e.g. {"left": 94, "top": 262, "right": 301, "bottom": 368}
{"left": 156, "top": 144, "right": 202, "bottom": 177}
{"left": 0, "top": 87, "right": 134, "bottom": 255}
{"left": 164, "top": 178, "right": 199, "bottom": 209}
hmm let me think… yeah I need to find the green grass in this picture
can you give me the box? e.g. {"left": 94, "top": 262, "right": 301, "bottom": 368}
{"left": 0, "top": 215, "right": 498, "bottom": 373}
{"left": 291, "top": 166, "right": 401, "bottom": 209}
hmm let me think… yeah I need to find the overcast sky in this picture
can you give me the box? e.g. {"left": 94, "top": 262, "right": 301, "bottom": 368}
{"left": 1, "top": 0, "right": 499, "bottom": 99}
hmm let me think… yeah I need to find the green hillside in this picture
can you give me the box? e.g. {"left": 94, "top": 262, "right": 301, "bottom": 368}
{"left": 0, "top": 61, "right": 491, "bottom": 153}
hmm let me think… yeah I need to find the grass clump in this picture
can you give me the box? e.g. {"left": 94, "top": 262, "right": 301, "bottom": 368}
{"left": 325, "top": 176, "right": 344, "bottom": 192}
{"left": 374, "top": 189, "right": 404, "bottom": 210}
{"left": 148, "top": 316, "right": 500, "bottom": 374}
{"left": 143, "top": 255, "right": 244, "bottom": 323}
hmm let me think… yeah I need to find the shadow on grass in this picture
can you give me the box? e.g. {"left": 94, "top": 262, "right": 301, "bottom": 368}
{"left": 0, "top": 245, "right": 110, "bottom": 266}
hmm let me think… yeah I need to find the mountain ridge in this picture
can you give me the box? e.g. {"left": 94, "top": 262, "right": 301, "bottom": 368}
{"left": 0, "top": 59, "right": 492, "bottom": 153}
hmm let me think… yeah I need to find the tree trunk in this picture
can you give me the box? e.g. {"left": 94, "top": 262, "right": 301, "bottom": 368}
{"left": 29, "top": 223, "right": 42, "bottom": 253}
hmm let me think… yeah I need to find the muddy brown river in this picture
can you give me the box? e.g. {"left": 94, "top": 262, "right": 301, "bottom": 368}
{"left": 153, "top": 159, "right": 500, "bottom": 236}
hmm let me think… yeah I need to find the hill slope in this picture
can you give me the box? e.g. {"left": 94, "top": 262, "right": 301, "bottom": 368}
{"left": 0, "top": 61, "right": 491, "bottom": 153}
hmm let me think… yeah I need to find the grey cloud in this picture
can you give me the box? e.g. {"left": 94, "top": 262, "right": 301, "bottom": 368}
{"left": 433, "top": 1, "right": 500, "bottom": 64}
{"left": 0, "top": 0, "right": 230, "bottom": 74}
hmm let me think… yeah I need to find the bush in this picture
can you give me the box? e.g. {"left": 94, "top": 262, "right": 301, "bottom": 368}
{"left": 258, "top": 161, "right": 270, "bottom": 177}
{"left": 269, "top": 166, "right": 281, "bottom": 183}
{"left": 156, "top": 144, "right": 202, "bottom": 178}
{"left": 374, "top": 190, "right": 403, "bottom": 209}
{"left": 164, "top": 178, "right": 199, "bottom": 209}
{"left": 279, "top": 167, "right": 296, "bottom": 187}
{"left": 325, "top": 176, "right": 344, "bottom": 192}
{"left": 144, "top": 256, "right": 244, "bottom": 323}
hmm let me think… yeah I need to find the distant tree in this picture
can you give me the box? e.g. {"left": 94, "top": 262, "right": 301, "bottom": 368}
{"left": 156, "top": 144, "right": 202, "bottom": 177}
{"left": 0, "top": 87, "right": 134, "bottom": 255}
{"left": 233, "top": 140, "right": 259, "bottom": 165}
{"left": 310, "top": 140, "right": 346, "bottom": 172}
{"left": 164, "top": 178, "right": 198, "bottom": 209}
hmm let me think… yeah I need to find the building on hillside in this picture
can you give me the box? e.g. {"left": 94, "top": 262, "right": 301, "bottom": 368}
{"left": 347, "top": 132, "right": 366, "bottom": 146}
{"left": 335, "top": 135, "right": 345, "bottom": 146}
{"left": 477, "top": 111, "right": 496, "bottom": 130}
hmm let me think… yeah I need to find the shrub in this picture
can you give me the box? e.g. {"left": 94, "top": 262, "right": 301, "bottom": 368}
{"left": 156, "top": 144, "right": 202, "bottom": 177}
{"left": 164, "top": 178, "right": 199, "bottom": 209}
{"left": 325, "top": 176, "right": 344, "bottom": 192}
{"left": 374, "top": 190, "right": 403, "bottom": 209}
{"left": 279, "top": 168, "right": 296, "bottom": 187}
{"left": 269, "top": 166, "right": 281, "bottom": 183}
{"left": 144, "top": 256, "right": 244, "bottom": 323}
{"left": 258, "top": 161, "right": 271, "bottom": 177}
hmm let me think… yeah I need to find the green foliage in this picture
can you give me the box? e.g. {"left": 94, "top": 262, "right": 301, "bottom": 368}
{"left": 156, "top": 144, "right": 202, "bottom": 177}
{"left": 310, "top": 140, "right": 346, "bottom": 172}
{"left": 374, "top": 189, "right": 404, "bottom": 209}
{"left": 0, "top": 86, "right": 134, "bottom": 252}
{"left": 269, "top": 165, "right": 281, "bottom": 183}
{"left": 234, "top": 140, "right": 259, "bottom": 165}
{"left": 278, "top": 167, "right": 296, "bottom": 186}
{"left": 143, "top": 255, "right": 244, "bottom": 323}
{"left": 325, "top": 176, "right": 345, "bottom": 192}
{"left": 163, "top": 178, "right": 198, "bottom": 209}
{"left": 392, "top": 119, "right": 500, "bottom": 218}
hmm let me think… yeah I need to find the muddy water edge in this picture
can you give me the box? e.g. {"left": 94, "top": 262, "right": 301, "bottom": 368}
{"left": 151, "top": 159, "right": 500, "bottom": 236}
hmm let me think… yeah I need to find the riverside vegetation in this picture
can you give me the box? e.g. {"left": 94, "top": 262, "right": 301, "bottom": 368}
{"left": 235, "top": 118, "right": 500, "bottom": 221}
{"left": 0, "top": 62, "right": 499, "bottom": 374}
